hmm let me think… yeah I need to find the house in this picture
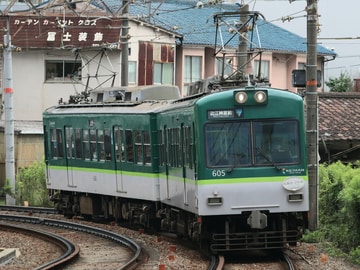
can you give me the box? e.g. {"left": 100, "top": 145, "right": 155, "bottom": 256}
{"left": 318, "top": 92, "right": 360, "bottom": 163}
{"left": 127, "top": 1, "right": 336, "bottom": 94}
{"left": 0, "top": 0, "right": 336, "bottom": 184}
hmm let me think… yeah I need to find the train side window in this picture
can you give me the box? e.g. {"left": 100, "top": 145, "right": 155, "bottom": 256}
{"left": 125, "top": 130, "right": 134, "bottom": 162}
{"left": 50, "top": 128, "right": 64, "bottom": 159}
{"left": 83, "top": 130, "right": 90, "bottom": 160}
{"left": 90, "top": 129, "right": 97, "bottom": 161}
{"left": 158, "top": 130, "right": 165, "bottom": 165}
{"left": 114, "top": 127, "right": 125, "bottom": 162}
{"left": 135, "top": 130, "right": 143, "bottom": 164}
{"left": 98, "top": 129, "right": 105, "bottom": 161}
{"left": 104, "top": 129, "right": 112, "bottom": 161}
{"left": 169, "top": 128, "right": 180, "bottom": 167}
{"left": 75, "top": 128, "right": 82, "bottom": 159}
{"left": 183, "top": 126, "right": 193, "bottom": 169}
{"left": 144, "top": 131, "right": 151, "bottom": 165}
{"left": 65, "top": 127, "right": 75, "bottom": 159}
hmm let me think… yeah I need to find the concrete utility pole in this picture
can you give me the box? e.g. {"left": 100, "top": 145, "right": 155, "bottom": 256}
{"left": 3, "top": 22, "right": 16, "bottom": 206}
{"left": 121, "top": 0, "right": 129, "bottom": 87}
{"left": 238, "top": 3, "right": 248, "bottom": 84}
{"left": 306, "top": 0, "right": 319, "bottom": 231}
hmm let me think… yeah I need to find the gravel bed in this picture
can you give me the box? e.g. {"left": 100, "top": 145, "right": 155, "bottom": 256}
{"left": 0, "top": 228, "right": 63, "bottom": 269}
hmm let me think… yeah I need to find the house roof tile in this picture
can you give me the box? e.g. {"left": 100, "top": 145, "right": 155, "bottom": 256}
{"left": 121, "top": 0, "right": 336, "bottom": 56}
{"left": 319, "top": 92, "right": 360, "bottom": 142}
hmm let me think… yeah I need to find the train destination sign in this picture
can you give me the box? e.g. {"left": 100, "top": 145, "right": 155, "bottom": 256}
{"left": 208, "top": 110, "right": 234, "bottom": 119}
{"left": 207, "top": 108, "right": 244, "bottom": 119}
{"left": 0, "top": 16, "right": 122, "bottom": 49}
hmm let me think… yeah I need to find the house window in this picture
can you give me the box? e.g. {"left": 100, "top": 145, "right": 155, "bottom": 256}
{"left": 254, "top": 60, "right": 270, "bottom": 80}
{"left": 184, "top": 56, "right": 202, "bottom": 95}
{"left": 154, "top": 62, "right": 174, "bottom": 84}
{"left": 128, "top": 61, "right": 137, "bottom": 84}
{"left": 45, "top": 60, "right": 82, "bottom": 82}
{"left": 298, "top": 62, "right": 306, "bottom": 70}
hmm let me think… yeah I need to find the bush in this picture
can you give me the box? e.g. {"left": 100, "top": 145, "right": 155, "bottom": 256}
{"left": 315, "top": 162, "right": 360, "bottom": 263}
{"left": 14, "top": 160, "right": 51, "bottom": 207}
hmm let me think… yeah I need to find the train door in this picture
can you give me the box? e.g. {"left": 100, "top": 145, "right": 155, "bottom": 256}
{"left": 163, "top": 127, "right": 170, "bottom": 199}
{"left": 181, "top": 125, "right": 188, "bottom": 204}
{"left": 64, "top": 126, "right": 76, "bottom": 187}
{"left": 113, "top": 126, "right": 126, "bottom": 193}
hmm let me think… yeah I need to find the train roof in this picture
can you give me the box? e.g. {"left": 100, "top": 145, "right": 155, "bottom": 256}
{"left": 44, "top": 85, "right": 185, "bottom": 114}
{"left": 43, "top": 85, "right": 302, "bottom": 117}
{"left": 43, "top": 84, "right": 197, "bottom": 115}
{"left": 89, "top": 85, "right": 181, "bottom": 103}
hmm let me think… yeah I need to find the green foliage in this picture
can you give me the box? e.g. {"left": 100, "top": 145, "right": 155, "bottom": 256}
{"left": 325, "top": 71, "right": 353, "bottom": 92}
{"left": 315, "top": 162, "right": 360, "bottom": 264}
{"left": 302, "top": 230, "right": 325, "bottom": 243}
{"left": 14, "top": 160, "right": 52, "bottom": 207}
{"left": 350, "top": 247, "right": 360, "bottom": 264}
{"left": 2, "top": 178, "right": 13, "bottom": 196}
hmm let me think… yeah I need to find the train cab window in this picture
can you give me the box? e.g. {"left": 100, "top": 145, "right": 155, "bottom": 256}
{"left": 205, "top": 122, "right": 251, "bottom": 167}
{"left": 254, "top": 120, "right": 300, "bottom": 165}
{"left": 50, "top": 128, "right": 64, "bottom": 159}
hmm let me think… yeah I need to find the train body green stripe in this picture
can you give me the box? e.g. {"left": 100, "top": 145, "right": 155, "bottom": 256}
{"left": 197, "top": 175, "right": 308, "bottom": 185}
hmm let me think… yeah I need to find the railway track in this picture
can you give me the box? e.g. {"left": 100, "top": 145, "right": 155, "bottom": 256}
{"left": 0, "top": 222, "right": 79, "bottom": 269}
{"left": 1, "top": 206, "right": 303, "bottom": 269}
{"left": 0, "top": 213, "right": 142, "bottom": 269}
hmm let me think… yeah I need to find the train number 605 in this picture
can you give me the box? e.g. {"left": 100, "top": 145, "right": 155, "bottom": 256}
{"left": 212, "top": 170, "right": 226, "bottom": 177}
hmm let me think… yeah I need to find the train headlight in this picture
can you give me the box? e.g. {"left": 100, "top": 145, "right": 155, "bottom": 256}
{"left": 234, "top": 89, "right": 268, "bottom": 105}
{"left": 254, "top": 91, "right": 267, "bottom": 103}
{"left": 282, "top": 177, "right": 305, "bottom": 191}
{"left": 235, "top": 92, "right": 248, "bottom": 104}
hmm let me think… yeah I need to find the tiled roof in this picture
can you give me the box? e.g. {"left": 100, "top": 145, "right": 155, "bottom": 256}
{"left": 118, "top": 0, "right": 336, "bottom": 56}
{"left": 0, "top": 120, "right": 43, "bottom": 135}
{"left": 318, "top": 92, "right": 360, "bottom": 141}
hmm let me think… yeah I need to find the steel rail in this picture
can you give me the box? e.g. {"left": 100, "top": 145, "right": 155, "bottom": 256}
{"left": 208, "top": 255, "right": 224, "bottom": 270}
{"left": 0, "top": 214, "right": 142, "bottom": 269}
{"left": 283, "top": 252, "right": 296, "bottom": 270}
{"left": 0, "top": 205, "right": 58, "bottom": 214}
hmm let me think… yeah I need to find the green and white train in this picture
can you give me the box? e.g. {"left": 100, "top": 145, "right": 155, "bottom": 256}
{"left": 43, "top": 84, "right": 309, "bottom": 252}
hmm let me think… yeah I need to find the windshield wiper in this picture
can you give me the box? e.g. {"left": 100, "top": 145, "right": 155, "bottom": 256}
{"left": 255, "top": 147, "right": 282, "bottom": 171}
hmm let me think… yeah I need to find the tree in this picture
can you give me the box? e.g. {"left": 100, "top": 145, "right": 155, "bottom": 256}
{"left": 325, "top": 71, "right": 353, "bottom": 92}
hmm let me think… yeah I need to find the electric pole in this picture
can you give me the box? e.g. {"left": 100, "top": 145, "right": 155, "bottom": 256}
{"left": 121, "top": 0, "right": 129, "bottom": 87}
{"left": 238, "top": 3, "right": 248, "bottom": 85}
{"left": 306, "top": 0, "right": 319, "bottom": 231}
{"left": 3, "top": 20, "right": 16, "bottom": 206}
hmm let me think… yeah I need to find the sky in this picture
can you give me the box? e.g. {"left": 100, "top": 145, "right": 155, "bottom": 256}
{"left": 243, "top": 0, "right": 360, "bottom": 85}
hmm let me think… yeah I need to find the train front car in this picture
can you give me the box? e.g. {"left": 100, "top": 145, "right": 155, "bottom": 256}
{"left": 195, "top": 87, "right": 309, "bottom": 252}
